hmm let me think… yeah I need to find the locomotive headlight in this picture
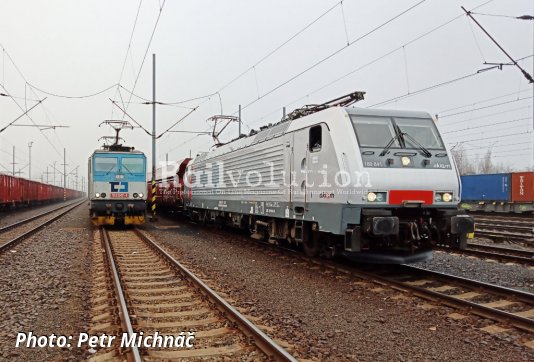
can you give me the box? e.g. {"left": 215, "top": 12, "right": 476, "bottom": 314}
{"left": 133, "top": 193, "right": 139, "bottom": 198}
{"left": 401, "top": 156, "right": 411, "bottom": 166}
{"left": 366, "top": 192, "right": 387, "bottom": 202}
{"left": 100, "top": 193, "right": 106, "bottom": 198}
{"left": 139, "top": 193, "right": 144, "bottom": 198}
{"left": 435, "top": 192, "right": 453, "bottom": 202}
{"left": 95, "top": 193, "right": 100, "bottom": 198}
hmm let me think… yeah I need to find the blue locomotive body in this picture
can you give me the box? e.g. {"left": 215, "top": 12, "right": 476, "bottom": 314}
{"left": 88, "top": 149, "right": 147, "bottom": 225}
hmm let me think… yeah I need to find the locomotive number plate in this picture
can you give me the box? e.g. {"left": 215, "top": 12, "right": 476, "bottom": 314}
{"left": 110, "top": 193, "right": 129, "bottom": 198}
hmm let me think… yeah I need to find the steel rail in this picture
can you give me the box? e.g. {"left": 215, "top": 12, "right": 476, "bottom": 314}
{"left": 133, "top": 228, "right": 297, "bottom": 362}
{"left": 100, "top": 228, "right": 142, "bottom": 362}
{"left": 468, "top": 243, "right": 534, "bottom": 259}
{"left": 0, "top": 198, "right": 85, "bottom": 233}
{"left": 392, "top": 265, "right": 534, "bottom": 333}
{"left": 0, "top": 199, "right": 85, "bottom": 252}
{"left": 435, "top": 245, "right": 534, "bottom": 266}
{"left": 476, "top": 222, "right": 533, "bottom": 233}
{"left": 474, "top": 230, "right": 534, "bottom": 244}
{"left": 248, "top": 239, "right": 534, "bottom": 334}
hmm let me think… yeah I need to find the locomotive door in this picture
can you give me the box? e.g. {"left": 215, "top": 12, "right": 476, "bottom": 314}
{"left": 291, "top": 130, "right": 309, "bottom": 213}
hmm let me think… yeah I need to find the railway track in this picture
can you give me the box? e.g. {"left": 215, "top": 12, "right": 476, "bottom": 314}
{"left": 0, "top": 199, "right": 86, "bottom": 252}
{"left": 366, "top": 264, "right": 534, "bottom": 333}
{"left": 91, "top": 227, "right": 296, "bottom": 361}
{"left": 473, "top": 217, "right": 534, "bottom": 244}
{"left": 435, "top": 244, "right": 534, "bottom": 267}
{"left": 243, "top": 238, "right": 534, "bottom": 335}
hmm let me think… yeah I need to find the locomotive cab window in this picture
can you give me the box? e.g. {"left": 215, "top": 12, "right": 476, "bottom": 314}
{"left": 309, "top": 125, "right": 322, "bottom": 152}
{"left": 351, "top": 116, "right": 399, "bottom": 148}
{"left": 94, "top": 157, "right": 118, "bottom": 173}
{"left": 121, "top": 157, "right": 145, "bottom": 174}
{"left": 394, "top": 118, "right": 445, "bottom": 150}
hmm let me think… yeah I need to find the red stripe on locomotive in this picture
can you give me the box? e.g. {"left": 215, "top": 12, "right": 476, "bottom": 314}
{"left": 388, "top": 190, "right": 434, "bottom": 205}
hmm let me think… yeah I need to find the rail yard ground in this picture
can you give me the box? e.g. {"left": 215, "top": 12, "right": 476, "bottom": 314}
{"left": 145, "top": 214, "right": 534, "bottom": 361}
{"left": 0, "top": 204, "right": 533, "bottom": 361}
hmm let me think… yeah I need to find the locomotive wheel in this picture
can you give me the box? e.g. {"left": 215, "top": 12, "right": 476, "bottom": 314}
{"left": 303, "top": 231, "right": 321, "bottom": 257}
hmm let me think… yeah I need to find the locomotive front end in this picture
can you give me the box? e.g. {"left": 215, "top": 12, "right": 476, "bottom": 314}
{"left": 341, "top": 109, "right": 474, "bottom": 261}
{"left": 89, "top": 151, "right": 147, "bottom": 226}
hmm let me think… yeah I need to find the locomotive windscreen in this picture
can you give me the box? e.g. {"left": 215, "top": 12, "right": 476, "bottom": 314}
{"left": 121, "top": 157, "right": 145, "bottom": 174}
{"left": 351, "top": 116, "right": 444, "bottom": 150}
{"left": 394, "top": 118, "right": 444, "bottom": 149}
{"left": 351, "top": 116, "right": 399, "bottom": 148}
{"left": 94, "top": 157, "right": 118, "bottom": 173}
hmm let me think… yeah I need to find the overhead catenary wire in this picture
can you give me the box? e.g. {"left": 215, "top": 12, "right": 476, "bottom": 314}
{"left": 119, "top": 84, "right": 220, "bottom": 106}
{"left": 26, "top": 82, "right": 118, "bottom": 99}
{"left": 121, "top": 0, "right": 167, "bottom": 118}
{"left": 247, "top": 0, "right": 498, "bottom": 127}
{"left": 369, "top": 71, "right": 489, "bottom": 108}
{"left": 0, "top": 81, "right": 62, "bottom": 158}
{"left": 442, "top": 116, "right": 531, "bottom": 134}
{"left": 440, "top": 104, "right": 532, "bottom": 127}
{"left": 447, "top": 130, "right": 532, "bottom": 143}
{"left": 444, "top": 122, "right": 530, "bottom": 138}
{"left": 458, "top": 140, "right": 533, "bottom": 151}
{"left": 438, "top": 95, "right": 532, "bottom": 118}
{"left": 0, "top": 44, "right": 81, "bottom": 168}
{"left": 471, "top": 12, "right": 531, "bottom": 20}
{"left": 463, "top": 7, "right": 534, "bottom": 84}
{"left": 162, "top": 0, "right": 498, "bottom": 158}
{"left": 111, "top": 0, "right": 144, "bottom": 116}
{"left": 217, "top": 1, "right": 344, "bottom": 94}
{"left": 237, "top": 0, "right": 428, "bottom": 114}
{"left": 462, "top": 148, "right": 534, "bottom": 159}
{"left": 437, "top": 87, "right": 532, "bottom": 114}
{"left": 466, "top": 15, "right": 486, "bottom": 62}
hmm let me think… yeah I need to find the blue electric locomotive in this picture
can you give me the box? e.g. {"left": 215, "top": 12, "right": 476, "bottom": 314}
{"left": 88, "top": 142, "right": 147, "bottom": 226}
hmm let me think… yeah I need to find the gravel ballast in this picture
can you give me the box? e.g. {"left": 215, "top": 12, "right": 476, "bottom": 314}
{"left": 144, "top": 216, "right": 534, "bottom": 361}
{"left": 0, "top": 199, "right": 85, "bottom": 228}
{"left": 415, "top": 248, "right": 534, "bottom": 293}
{"left": 0, "top": 204, "right": 92, "bottom": 361}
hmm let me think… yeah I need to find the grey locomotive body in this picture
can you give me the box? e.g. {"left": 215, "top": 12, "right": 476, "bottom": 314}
{"left": 183, "top": 106, "right": 473, "bottom": 263}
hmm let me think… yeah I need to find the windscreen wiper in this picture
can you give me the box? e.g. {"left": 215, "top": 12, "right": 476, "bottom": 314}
{"left": 122, "top": 164, "right": 134, "bottom": 175}
{"left": 402, "top": 132, "right": 432, "bottom": 158}
{"left": 104, "top": 165, "right": 116, "bottom": 175}
{"left": 379, "top": 132, "right": 404, "bottom": 156}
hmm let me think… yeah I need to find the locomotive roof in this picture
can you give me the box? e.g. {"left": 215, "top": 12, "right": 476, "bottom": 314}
{"left": 91, "top": 149, "right": 145, "bottom": 155}
{"left": 194, "top": 106, "right": 433, "bottom": 163}
{"left": 346, "top": 107, "right": 432, "bottom": 119}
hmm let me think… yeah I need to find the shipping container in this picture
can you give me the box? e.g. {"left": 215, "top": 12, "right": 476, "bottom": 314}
{"left": 460, "top": 173, "right": 511, "bottom": 201}
{"left": 511, "top": 171, "right": 534, "bottom": 202}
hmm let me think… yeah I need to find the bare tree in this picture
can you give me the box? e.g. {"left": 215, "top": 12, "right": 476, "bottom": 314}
{"left": 477, "top": 149, "right": 493, "bottom": 174}
{"left": 452, "top": 145, "right": 515, "bottom": 175}
{"left": 451, "top": 144, "right": 476, "bottom": 175}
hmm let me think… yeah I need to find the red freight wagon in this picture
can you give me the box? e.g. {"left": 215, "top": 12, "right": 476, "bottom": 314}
{"left": 511, "top": 171, "right": 534, "bottom": 203}
{"left": 0, "top": 173, "right": 84, "bottom": 209}
{"left": 147, "top": 158, "right": 191, "bottom": 212}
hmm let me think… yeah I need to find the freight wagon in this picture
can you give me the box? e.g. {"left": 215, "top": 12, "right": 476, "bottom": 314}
{"left": 0, "top": 173, "right": 84, "bottom": 209}
{"left": 459, "top": 172, "right": 534, "bottom": 213}
{"left": 147, "top": 158, "right": 191, "bottom": 213}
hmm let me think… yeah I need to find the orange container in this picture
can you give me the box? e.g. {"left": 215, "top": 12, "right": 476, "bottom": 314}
{"left": 511, "top": 171, "right": 534, "bottom": 202}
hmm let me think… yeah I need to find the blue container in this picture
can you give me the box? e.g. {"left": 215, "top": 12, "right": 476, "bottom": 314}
{"left": 460, "top": 173, "right": 511, "bottom": 201}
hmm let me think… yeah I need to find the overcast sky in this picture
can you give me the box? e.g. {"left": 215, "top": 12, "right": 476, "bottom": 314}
{"left": 0, "top": 0, "right": 532, "bottom": 188}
